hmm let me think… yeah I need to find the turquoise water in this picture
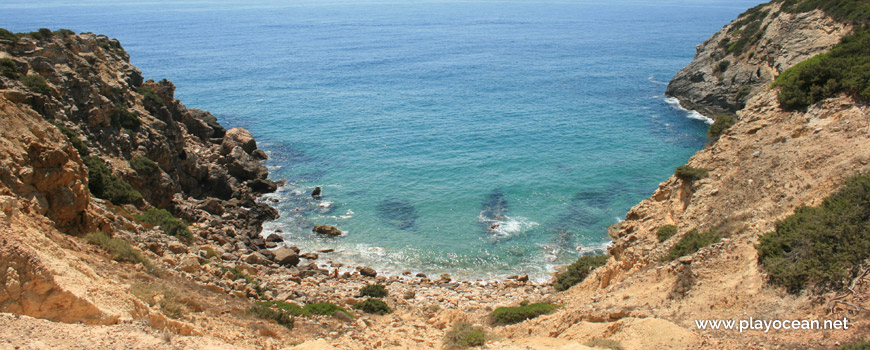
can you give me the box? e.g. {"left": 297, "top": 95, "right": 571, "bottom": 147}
{"left": 3, "top": 0, "right": 762, "bottom": 280}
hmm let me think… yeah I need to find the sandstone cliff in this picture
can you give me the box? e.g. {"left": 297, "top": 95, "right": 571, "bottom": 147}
{"left": 665, "top": 1, "right": 851, "bottom": 117}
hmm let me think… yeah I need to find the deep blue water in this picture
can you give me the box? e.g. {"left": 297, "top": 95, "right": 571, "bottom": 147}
{"left": 3, "top": 0, "right": 762, "bottom": 280}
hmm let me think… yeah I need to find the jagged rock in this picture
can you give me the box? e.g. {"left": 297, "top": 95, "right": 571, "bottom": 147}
{"left": 246, "top": 179, "right": 277, "bottom": 193}
{"left": 313, "top": 225, "right": 342, "bottom": 236}
{"left": 242, "top": 252, "right": 270, "bottom": 266}
{"left": 252, "top": 149, "right": 268, "bottom": 160}
{"left": 311, "top": 186, "right": 322, "bottom": 198}
{"left": 221, "top": 128, "right": 257, "bottom": 155}
{"left": 226, "top": 146, "right": 266, "bottom": 181}
{"left": 265, "top": 233, "right": 284, "bottom": 243}
{"left": 197, "top": 198, "right": 224, "bottom": 215}
{"left": 273, "top": 248, "right": 300, "bottom": 267}
{"left": 358, "top": 266, "right": 377, "bottom": 277}
{"left": 167, "top": 242, "right": 188, "bottom": 254}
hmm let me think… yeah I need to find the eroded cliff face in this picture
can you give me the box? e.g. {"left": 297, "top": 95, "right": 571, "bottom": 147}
{"left": 665, "top": 2, "right": 851, "bottom": 117}
{"left": 0, "top": 32, "right": 280, "bottom": 325}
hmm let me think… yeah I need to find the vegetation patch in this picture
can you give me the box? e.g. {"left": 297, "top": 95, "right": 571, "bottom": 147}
{"left": 757, "top": 175, "right": 870, "bottom": 293}
{"left": 778, "top": 0, "right": 870, "bottom": 25}
{"left": 53, "top": 123, "right": 89, "bottom": 157}
{"left": 553, "top": 254, "right": 608, "bottom": 291}
{"left": 725, "top": 3, "right": 769, "bottom": 55}
{"left": 84, "top": 156, "right": 142, "bottom": 204}
{"left": 839, "top": 341, "right": 870, "bottom": 350}
{"left": 656, "top": 225, "right": 678, "bottom": 242}
{"left": 247, "top": 303, "right": 294, "bottom": 329}
{"left": 353, "top": 298, "right": 392, "bottom": 315}
{"left": 661, "top": 228, "right": 721, "bottom": 262}
{"left": 131, "top": 282, "right": 203, "bottom": 319}
{"left": 707, "top": 114, "right": 737, "bottom": 141}
{"left": 359, "top": 284, "right": 388, "bottom": 298}
{"left": 0, "top": 28, "right": 17, "bottom": 41}
{"left": 674, "top": 165, "right": 709, "bottom": 182}
{"left": 444, "top": 322, "right": 487, "bottom": 349}
{"left": 110, "top": 105, "right": 141, "bottom": 131}
{"left": 0, "top": 58, "right": 20, "bottom": 79}
{"left": 304, "top": 302, "right": 354, "bottom": 318}
{"left": 137, "top": 86, "right": 164, "bottom": 105}
{"left": 22, "top": 74, "right": 52, "bottom": 95}
{"left": 491, "top": 302, "right": 560, "bottom": 325}
{"left": 130, "top": 155, "right": 158, "bottom": 175}
{"left": 135, "top": 208, "right": 193, "bottom": 243}
{"left": 85, "top": 231, "right": 153, "bottom": 270}
{"left": 774, "top": 29, "right": 870, "bottom": 110}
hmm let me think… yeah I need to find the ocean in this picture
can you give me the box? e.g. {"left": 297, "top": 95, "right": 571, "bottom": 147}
{"left": 2, "top": 0, "right": 763, "bottom": 281}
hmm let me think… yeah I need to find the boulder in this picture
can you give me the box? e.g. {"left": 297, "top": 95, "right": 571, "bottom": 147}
{"left": 300, "top": 253, "right": 319, "bottom": 260}
{"left": 226, "top": 146, "right": 266, "bottom": 181}
{"left": 273, "top": 248, "right": 300, "bottom": 267}
{"left": 313, "top": 225, "right": 342, "bottom": 236}
{"left": 242, "top": 252, "right": 270, "bottom": 266}
{"left": 265, "top": 233, "right": 284, "bottom": 243}
{"left": 358, "top": 266, "right": 377, "bottom": 277}
{"left": 178, "top": 255, "right": 201, "bottom": 273}
{"left": 221, "top": 127, "right": 257, "bottom": 155}
{"left": 311, "top": 186, "right": 322, "bottom": 198}
{"left": 167, "top": 241, "right": 188, "bottom": 254}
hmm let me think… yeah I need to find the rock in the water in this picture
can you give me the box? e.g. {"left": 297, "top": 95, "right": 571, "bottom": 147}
{"left": 311, "top": 186, "right": 322, "bottom": 198}
{"left": 266, "top": 233, "right": 284, "bottom": 243}
{"left": 273, "top": 248, "right": 300, "bottom": 267}
{"left": 517, "top": 275, "right": 529, "bottom": 282}
{"left": 313, "top": 225, "right": 342, "bottom": 236}
{"left": 300, "top": 253, "right": 319, "bottom": 260}
{"left": 358, "top": 266, "right": 377, "bottom": 277}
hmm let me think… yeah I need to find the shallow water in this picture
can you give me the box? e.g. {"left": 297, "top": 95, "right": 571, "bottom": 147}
{"left": 3, "top": 0, "right": 763, "bottom": 280}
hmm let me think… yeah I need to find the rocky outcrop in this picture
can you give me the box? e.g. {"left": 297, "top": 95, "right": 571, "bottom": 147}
{"left": 665, "top": 2, "right": 851, "bottom": 117}
{"left": 313, "top": 224, "right": 342, "bottom": 236}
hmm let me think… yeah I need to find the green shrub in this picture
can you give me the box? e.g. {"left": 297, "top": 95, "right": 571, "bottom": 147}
{"left": 757, "top": 175, "right": 870, "bottom": 293}
{"left": 774, "top": 29, "right": 870, "bottom": 110}
{"left": 707, "top": 114, "right": 737, "bottom": 141}
{"left": 0, "top": 58, "right": 19, "bottom": 79}
{"left": 656, "top": 225, "right": 678, "bottom": 242}
{"left": 735, "top": 85, "right": 752, "bottom": 102}
{"left": 130, "top": 155, "right": 158, "bottom": 175}
{"left": 83, "top": 156, "right": 142, "bottom": 204}
{"left": 303, "top": 302, "right": 354, "bottom": 318}
{"left": 137, "top": 86, "right": 164, "bottom": 105}
{"left": 444, "top": 322, "right": 486, "bottom": 348}
{"left": 53, "top": 123, "right": 88, "bottom": 157}
{"left": 839, "top": 341, "right": 870, "bottom": 350}
{"left": 0, "top": 28, "right": 17, "bottom": 41}
{"left": 661, "top": 228, "right": 721, "bottom": 262}
{"left": 779, "top": 0, "right": 870, "bottom": 25}
{"left": 491, "top": 303, "right": 560, "bottom": 325}
{"left": 674, "top": 165, "right": 709, "bottom": 182}
{"left": 54, "top": 28, "right": 75, "bottom": 37}
{"left": 248, "top": 303, "right": 294, "bottom": 329}
{"left": 21, "top": 74, "right": 51, "bottom": 95}
{"left": 553, "top": 254, "right": 608, "bottom": 291}
{"left": 359, "top": 284, "right": 388, "bottom": 298}
{"left": 110, "top": 105, "right": 141, "bottom": 131}
{"left": 716, "top": 60, "right": 731, "bottom": 72}
{"left": 85, "top": 231, "right": 153, "bottom": 270}
{"left": 353, "top": 298, "right": 392, "bottom": 315}
{"left": 134, "top": 208, "right": 193, "bottom": 243}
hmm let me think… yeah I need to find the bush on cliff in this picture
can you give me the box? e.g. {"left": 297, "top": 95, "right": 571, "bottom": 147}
{"left": 656, "top": 225, "right": 678, "bottom": 242}
{"left": 84, "top": 156, "right": 143, "bottom": 205}
{"left": 0, "top": 28, "right": 16, "bottom": 41}
{"left": 491, "top": 303, "right": 560, "bottom": 325}
{"left": 674, "top": 165, "right": 709, "bottom": 182}
{"left": 708, "top": 114, "right": 736, "bottom": 141}
{"left": 110, "top": 105, "right": 141, "bottom": 131}
{"left": 779, "top": 0, "right": 870, "bottom": 25}
{"left": 22, "top": 74, "right": 51, "bottom": 95}
{"left": 247, "top": 303, "right": 294, "bottom": 329}
{"left": 444, "top": 322, "right": 487, "bottom": 348}
{"left": 661, "top": 228, "right": 721, "bottom": 262}
{"left": 553, "top": 253, "right": 608, "bottom": 291}
{"left": 85, "top": 231, "right": 153, "bottom": 270}
{"left": 359, "top": 284, "right": 388, "bottom": 298}
{"left": 757, "top": 175, "right": 870, "bottom": 293}
{"left": 134, "top": 208, "right": 193, "bottom": 243}
{"left": 353, "top": 298, "right": 392, "bottom": 315}
{"left": 774, "top": 29, "right": 870, "bottom": 110}
{"left": 130, "top": 155, "right": 158, "bottom": 175}
{"left": 0, "top": 58, "right": 19, "bottom": 79}
{"left": 53, "top": 123, "right": 89, "bottom": 157}
{"left": 137, "top": 86, "right": 164, "bottom": 105}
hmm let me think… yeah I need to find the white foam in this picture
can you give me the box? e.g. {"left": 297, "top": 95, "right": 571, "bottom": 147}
{"left": 576, "top": 241, "right": 611, "bottom": 255}
{"left": 318, "top": 201, "right": 333, "bottom": 208}
{"left": 665, "top": 97, "right": 714, "bottom": 124}
{"left": 478, "top": 213, "right": 539, "bottom": 238}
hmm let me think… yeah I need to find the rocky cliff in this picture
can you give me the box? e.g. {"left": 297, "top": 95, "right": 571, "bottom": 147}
{"left": 665, "top": 1, "right": 851, "bottom": 117}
